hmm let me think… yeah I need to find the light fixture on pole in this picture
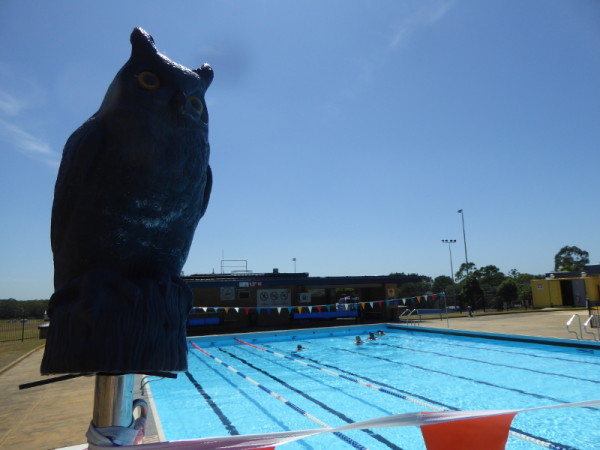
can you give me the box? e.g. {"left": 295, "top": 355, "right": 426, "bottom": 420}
{"left": 292, "top": 257, "right": 296, "bottom": 273}
{"left": 457, "top": 209, "right": 469, "bottom": 275}
{"left": 441, "top": 239, "right": 456, "bottom": 282}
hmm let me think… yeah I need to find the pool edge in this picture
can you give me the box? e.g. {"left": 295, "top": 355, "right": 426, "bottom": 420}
{"left": 388, "top": 324, "right": 600, "bottom": 350}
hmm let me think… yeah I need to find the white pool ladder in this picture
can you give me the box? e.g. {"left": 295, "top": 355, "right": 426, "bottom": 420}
{"left": 583, "top": 315, "right": 599, "bottom": 341}
{"left": 566, "top": 314, "right": 583, "bottom": 339}
{"left": 566, "top": 314, "right": 600, "bottom": 341}
{"left": 399, "top": 308, "right": 418, "bottom": 326}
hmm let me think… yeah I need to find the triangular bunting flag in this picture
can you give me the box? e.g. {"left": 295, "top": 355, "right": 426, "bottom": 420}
{"left": 402, "top": 298, "right": 406, "bottom": 305}
{"left": 308, "top": 306, "right": 313, "bottom": 313}
{"left": 369, "top": 302, "right": 374, "bottom": 309}
{"left": 202, "top": 307, "right": 207, "bottom": 312}
{"left": 377, "top": 301, "right": 383, "bottom": 308}
{"left": 234, "top": 307, "right": 239, "bottom": 313}
{"left": 266, "top": 308, "right": 271, "bottom": 315}
{"left": 244, "top": 308, "right": 250, "bottom": 315}
{"left": 317, "top": 305, "right": 322, "bottom": 312}
{"left": 257, "top": 308, "right": 262, "bottom": 315}
{"left": 224, "top": 307, "right": 229, "bottom": 314}
{"left": 277, "top": 307, "right": 282, "bottom": 314}
{"left": 297, "top": 306, "right": 302, "bottom": 313}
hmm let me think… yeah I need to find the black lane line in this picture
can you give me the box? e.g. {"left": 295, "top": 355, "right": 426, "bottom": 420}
{"left": 292, "top": 353, "right": 457, "bottom": 411}
{"left": 184, "top": 370, "right": 239, "bottom": 436}
{"left": 236, "top": 344, "right": 395, "bottom": 417}
{"left": 301, "top": 348, "right": 581, "bottom": 450}
{"left": 187, "top": 350, "right": 293, "bottom": 437}
{"left": 379, "top": 341, "right": 600, "bottom": 385}
{"left": 219, "top": 347, "right": 403, "bottom": 450}
{"left": 335, "top": 346, "right": 600, "bottom": 415}
{"left": 391, "top": 333, "right": 600, "bottom": 367}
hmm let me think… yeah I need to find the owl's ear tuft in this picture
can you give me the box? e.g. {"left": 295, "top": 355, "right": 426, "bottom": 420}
{"left": 130, "top": 28, "right": 157, "bottom": 55}
{"left": 194, "top": 63, "right": 214, "bottom": 88}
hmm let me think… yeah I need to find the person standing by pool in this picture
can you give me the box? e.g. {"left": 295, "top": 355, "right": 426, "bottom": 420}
{"left": 467, "top": 305, "right": 473, "bottom": 317}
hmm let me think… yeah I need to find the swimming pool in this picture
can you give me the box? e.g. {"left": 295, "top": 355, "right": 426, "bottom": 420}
{"left": 149, "top": 325, "right": 600, "bottom": 449}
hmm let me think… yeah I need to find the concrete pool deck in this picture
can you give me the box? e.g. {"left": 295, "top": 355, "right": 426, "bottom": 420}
{"left": 0, "top": 309, "right": 594, "bottom": 449}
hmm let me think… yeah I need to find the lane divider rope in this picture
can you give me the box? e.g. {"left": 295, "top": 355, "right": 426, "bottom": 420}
{"left": 235, "top": 338, "right": 444, "bottom": 411}
{"left": 233, "top": 338, "right": 583, "bottom": 449}
{"left": 189, "top": 341, "right": 368, "bottom": 450}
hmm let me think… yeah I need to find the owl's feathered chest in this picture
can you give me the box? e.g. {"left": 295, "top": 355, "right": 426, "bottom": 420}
{"left": 51, "top": 106, "right": 211, "bottom": 285}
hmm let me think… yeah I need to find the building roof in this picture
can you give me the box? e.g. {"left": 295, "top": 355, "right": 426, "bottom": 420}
{"left": 183, "top": 272, "right": 422, "bottom": 288}
{"left": 544, "top": 264, "right": 600, "bottom": 278}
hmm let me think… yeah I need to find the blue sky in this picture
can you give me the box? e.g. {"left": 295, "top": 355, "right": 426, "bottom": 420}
{"left": 1, "top": 0, "right": 599, "bottom": 299}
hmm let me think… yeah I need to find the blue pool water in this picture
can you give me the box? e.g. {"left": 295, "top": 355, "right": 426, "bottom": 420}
{"left": 150, "top": 325, "right": 600, "bottom": 449}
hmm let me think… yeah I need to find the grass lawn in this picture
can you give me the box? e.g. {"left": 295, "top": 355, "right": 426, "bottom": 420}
{"left": 0, "top": 339, "right": 45, "bottom": 370}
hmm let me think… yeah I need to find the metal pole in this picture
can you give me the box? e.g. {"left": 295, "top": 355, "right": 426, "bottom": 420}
{"left": 443, "top": 291, "right": 449, "bottom": 328}
{"left": 92, "top": 374, "right": 134, "bottom": 429}
{"left": 442, "top": 240, "right": 456, "bottom": 282}
{"left": 458, "top": 209, "right": 469, "bottom": 274}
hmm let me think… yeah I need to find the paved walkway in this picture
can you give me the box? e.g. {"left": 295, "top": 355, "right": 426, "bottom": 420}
{"left": 417, "top": 309, "right": 583, "bottom": 339}
{"left": 0, "top": 310, "right": 593, "bottom": 449}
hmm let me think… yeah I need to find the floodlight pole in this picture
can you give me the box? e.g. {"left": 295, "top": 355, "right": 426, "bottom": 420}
{"left": 457, "top": 209, "right": 469, "bottom": 275}
{"left": 441, "top": 239, "right": 456, "bottom": 282}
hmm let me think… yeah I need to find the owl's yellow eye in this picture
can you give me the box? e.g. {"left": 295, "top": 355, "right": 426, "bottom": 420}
{"left": 136, "top": 72, "right": 160, "bottom": 90}
{"left": 189, "top": 96, "right": 204, "bottom": 114}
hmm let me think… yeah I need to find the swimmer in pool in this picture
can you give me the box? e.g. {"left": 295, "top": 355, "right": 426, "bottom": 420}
{"left": 376, "top": 330, "right": 386, "bottom": 336}
{"left": 295, "top": 344, "right": 308, "bottom": 352}
{"left": 354, "top": 336, "right": 364, "bottom": 345}
{"left": 367, "top": 332, "right": 377, "bottom": 341}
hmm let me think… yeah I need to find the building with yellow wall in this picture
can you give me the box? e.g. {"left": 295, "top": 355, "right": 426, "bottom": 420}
{"left": 531, "top": 264, "right": 600, "bottom": 308}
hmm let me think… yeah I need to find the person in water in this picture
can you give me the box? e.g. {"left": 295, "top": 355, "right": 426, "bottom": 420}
{"left": 295, "top": 344, "right": 308, "bottom": 352}
{"left": 367, "top": 332, "right": 377, "bottom": 341}
{"left": 354, "top": 336, "right": 364, "bottom": 345}
{"left": 376, "top": 330, "right": 386, "bottom": 336}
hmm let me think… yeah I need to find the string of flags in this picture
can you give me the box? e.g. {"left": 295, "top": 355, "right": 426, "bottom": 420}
{"left": 191, "top": 292, "right": 446, "bottom": 315}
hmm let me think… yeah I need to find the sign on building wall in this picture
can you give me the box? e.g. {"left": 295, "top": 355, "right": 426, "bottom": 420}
{"left": 299, "top": 293, "right": 311, "bottom": 304}
{"left": 257, "top": 289, "right": 291, "bottom": 307}
{"left": 220, "top": 287, "right": 235, "bottom": 301}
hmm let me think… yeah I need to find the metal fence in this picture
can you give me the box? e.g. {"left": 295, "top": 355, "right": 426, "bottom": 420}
{"left": 0, "top": 319, "right": 45, "bottom": 343}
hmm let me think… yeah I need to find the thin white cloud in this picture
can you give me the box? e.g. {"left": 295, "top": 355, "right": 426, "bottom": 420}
{"left": 0, "top": 89, "right": 59, "bottom": 168}
{"left": 390, "top": 0, "right": 455, "bottom": 48}
{"left": 0, "top": 90, "right": 26, "bottom": 116}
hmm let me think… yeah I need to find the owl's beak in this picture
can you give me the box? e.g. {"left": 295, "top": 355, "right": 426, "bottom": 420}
{"left": 170, "top": 90, "right": 187, "bottom": 114}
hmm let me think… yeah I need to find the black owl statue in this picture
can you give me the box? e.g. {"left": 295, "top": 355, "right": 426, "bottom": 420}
{"left": 41, "top": 28, "right": 213, "bottom": 374}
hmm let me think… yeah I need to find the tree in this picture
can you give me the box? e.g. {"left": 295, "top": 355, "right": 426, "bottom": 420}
{"left": 455, "top": 262, "right": 477, "bottom": 282}
{"left": 554, "top": 246, "right": 589, "bottom": 272}
{"left": 459, "top": 275, "right": 483, "bottom": 308}
{"left": 473, "top": 265, "right": 505, "bottom": 290}
{"left": 396, "top": 278, "right": 433, "bottom": 298}
{"left": 432, "top": 275, "right": 454, "bottom": 293}
{"left": 496, "top": 279, "right": 518, "bottom": 310}
{"left": 0, "top": 299, "right": 49, "bottom": 319}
